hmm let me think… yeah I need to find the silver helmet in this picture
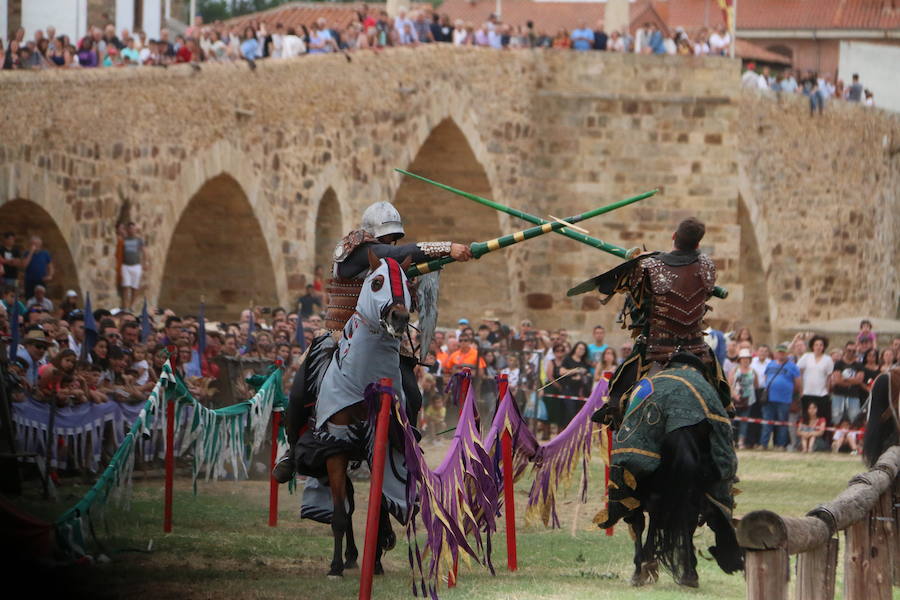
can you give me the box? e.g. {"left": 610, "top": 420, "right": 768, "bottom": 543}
{"left": 361, "top": 201, "right": 405, "bottom": 239}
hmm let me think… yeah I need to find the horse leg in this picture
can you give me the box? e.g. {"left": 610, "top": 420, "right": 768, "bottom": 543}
{"left": 675, "top": 519, "right": 700, "bottom": 588}
{"left": 624, "top": 511, "right": 648, "bottom": 586}
{"left": 326, "top": 452, "right": 350, "bottom": 578}
{"left": 374, "top": 501, "right": 396, "bottom": 575}
{"left": 639, "top": 511, "right": 660, "bottom": 586}
{"left": 343, "top": 475, "right": 359, "bottom": 570}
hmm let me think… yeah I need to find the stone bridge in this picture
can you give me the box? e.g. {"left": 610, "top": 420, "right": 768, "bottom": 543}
{"left": 1, "top": 47, "right": 897, "bottom": 343}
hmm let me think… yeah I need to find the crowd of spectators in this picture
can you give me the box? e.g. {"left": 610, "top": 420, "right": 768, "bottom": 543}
{"left": 724, "top": 321, "right": 900, "bottom": 454}
{"left": 741, "top": 64, "right": 877, "bottom": 111}
{"left": 0, "top": 7, "right": 743, "bottom": 72}
{"left": 3, "top": 222, "right": 899, "bottom": 478}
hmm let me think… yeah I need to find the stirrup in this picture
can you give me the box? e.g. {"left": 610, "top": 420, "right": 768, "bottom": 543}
{"left": 272, "top": 450, "right": 295, "bottom": 484}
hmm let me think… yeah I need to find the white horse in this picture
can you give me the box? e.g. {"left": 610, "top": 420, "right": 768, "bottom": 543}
{"left": 289, "top": 250, "right": 415, "bottom": 577}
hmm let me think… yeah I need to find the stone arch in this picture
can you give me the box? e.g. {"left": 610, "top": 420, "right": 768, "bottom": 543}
{"left": 313, "top": 187, "right": 343, "bottom": 281}
{"left": 158, "top": 174, "right": 279, "bottom": 320}
{"left": 393, "top": 118, "right": 513, "bottom": 325}
{"left": 0, "top": 199, "right": 82, "bottom": 302}
{"left": 737, "top": 194, "right": 774, "bottom": 344}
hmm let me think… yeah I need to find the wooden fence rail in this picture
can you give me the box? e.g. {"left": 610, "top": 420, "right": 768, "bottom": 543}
{"left": 737, "top": 446, "right": 900, "bottom": 600}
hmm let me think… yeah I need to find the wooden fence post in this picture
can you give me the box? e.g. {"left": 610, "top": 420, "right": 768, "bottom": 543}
{"left": 871, "top": 491, "right": 894, "bottom": 599}
{"left": 745, "top": 548, "right": 788, "bottom": 600}
{"left": 796, "top": 537, "right": 837, "bottom": 600}
{"left": 893, "top": 478, "right": 900, "bottom": 587}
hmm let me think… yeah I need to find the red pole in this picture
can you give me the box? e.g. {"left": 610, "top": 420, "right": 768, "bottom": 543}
{"left": 163, "top": 349, "right": 177, "bottom": 533}
{"left": 268, "top": 410, "right": 282, "bottom": 527}
{"left": 449, "top": 368, "right": 472, "bottom": 588}
{"left": 498, "top": 375, "right": 517, "bottom": 571}
{"left": 359, "top": 378, "right": 393, "bottom": 600}
{"left": 605, "top": 427, "right": 614, "bottom": 536}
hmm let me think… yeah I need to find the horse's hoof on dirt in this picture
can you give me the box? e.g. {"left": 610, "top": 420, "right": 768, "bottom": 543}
{"left": 629, "top": 573, "right": 647, "bottom": 587}
{"left": 374, "top": 562, "right": 385, "bottom": 576}
{"left": 676, "top": 573, "right": 699, "bottom": 588}
{"left": 344, "top": 559, "right": 359, "bottom": 570}
{"left": 327, "top": 572, "right": 343, "bottom": 579}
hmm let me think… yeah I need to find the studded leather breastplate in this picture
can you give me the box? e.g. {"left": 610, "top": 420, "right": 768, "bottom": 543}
{"left": 324, "top": 278, "right": 364, "bottom": 331}
{"left": 640, "top": 255, "right": 716, "bottom": 362}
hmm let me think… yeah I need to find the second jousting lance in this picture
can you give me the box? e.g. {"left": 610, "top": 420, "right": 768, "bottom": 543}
{"left": 395, "top": 168, "right": 728, "bottom": 299}
{"left": 404, "top": 190, "right": 658, "bottom": 278}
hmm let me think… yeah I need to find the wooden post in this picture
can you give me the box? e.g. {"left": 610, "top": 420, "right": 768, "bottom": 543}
{"left": 745, "top": 548, "right": 789, "bottom": 600}
{"left": 359, "top": 378, "right": 393, "bottom": 600}
{"left": 796, "top": 537, "right": 837, "bottom": 600}
{"left": 869, "top": 491, "right": 894, "bottom": 599}
{"left": 268, "top": 410, "right": 281, "bottom": 527}
{"left": 894, "top": 478, "right": 900, "bottom": 587}
{"left": 449, "top": 369, "right": 471, "bottom": 588}
{"left": 498, "top": 375, "right": 517, "bottom": 572}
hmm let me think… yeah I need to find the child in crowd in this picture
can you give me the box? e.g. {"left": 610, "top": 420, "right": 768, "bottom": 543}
{"left": 797, "top": 402, "right": 826, "bottom": 452}
{"left": 424, "top": 396, "right": 446, "bottom": 442}
{"left": 77, "top": 362, "right": 108, "bottom": 404}
{"left": 831, "top": 419, "right": 859, "bottom": 454}
{"left": 132, "top": 343, "right": 150, "bottom": 386}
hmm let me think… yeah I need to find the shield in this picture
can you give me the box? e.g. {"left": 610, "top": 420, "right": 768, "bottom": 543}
{"left": 416, "top": 271, "right": 441, "bottom": 363}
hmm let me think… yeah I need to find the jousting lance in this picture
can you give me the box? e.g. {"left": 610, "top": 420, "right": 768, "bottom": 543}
{"left": 404, "top": 192, "right": 656, "bottom": 278}
{"left": 395, "top": 169, "right": 728, "bottom": 299}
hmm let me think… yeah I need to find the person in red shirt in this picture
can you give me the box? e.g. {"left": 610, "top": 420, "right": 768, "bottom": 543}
{"left": 175, "top": 35, "right": 192, "bottom": 63}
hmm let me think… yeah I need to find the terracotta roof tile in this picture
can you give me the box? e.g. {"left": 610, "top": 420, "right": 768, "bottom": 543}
{"left": 735, "top": 38, "right": 791, "bottom": 64}
{"left": 225, "top": 1, "right": 900, "bottom": 37}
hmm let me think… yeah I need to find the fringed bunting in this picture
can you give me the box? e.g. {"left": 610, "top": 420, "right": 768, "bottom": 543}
{"left": 53, "top": 364, "right": 285, "bottom": 559}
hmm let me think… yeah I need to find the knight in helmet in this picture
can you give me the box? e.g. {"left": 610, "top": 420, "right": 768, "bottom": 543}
{"left": 274, "top": 201, "right": 471, "bottom": 482}
{"left": 570, "top": 217, "right": 732, "bottom": 426}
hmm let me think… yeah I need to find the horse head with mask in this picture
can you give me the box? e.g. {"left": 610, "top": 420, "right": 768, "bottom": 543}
{"left": 863, "top": 368, "right": 900, "bottom": 468}
{"left": 594, "top": 352, "right": 743, "bottom": 587}
{"left": 286, "top": 249, "right": 416, "bottom": 578}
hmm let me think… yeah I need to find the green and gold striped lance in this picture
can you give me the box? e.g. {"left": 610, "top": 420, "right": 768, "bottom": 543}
{"left": 396, "top": 169, "right": 728, "bottom": 299}
{"left": 405, "top": 190, "right": 656, "bottom": 278}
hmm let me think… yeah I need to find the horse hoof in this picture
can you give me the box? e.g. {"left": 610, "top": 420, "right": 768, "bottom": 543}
{"left": 630, "top": 573, "right": 647, "bottom": 587}
{"left": 380, "top": 530, "right": 396, "bottom": 552}
{"left": 374, "top": 562, "right": 385, "bottom": 576}
{"left": 327, "top": 571, "right": 343, "bottom": 579}
{"left": 344, "top": 559, "right": 359, "bottom": 570}
{"left": 676, "top": 573, "right": 699, "bottom": 588}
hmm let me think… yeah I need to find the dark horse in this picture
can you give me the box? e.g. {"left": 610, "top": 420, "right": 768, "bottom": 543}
{"left": 863, "top": 368, "right": 900, "bottom": 468}
{"left": 595, "top": 353, "right": 743, "bottom": 586}
{"left": 283, "top": 251, "right": 416, "bottom": 578}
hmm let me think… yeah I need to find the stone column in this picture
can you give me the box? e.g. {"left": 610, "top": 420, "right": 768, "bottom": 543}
{"left": 605, "top": 0, "right": 629, "bottom": 35}
{"left": 115, "top": 0, "right": 134, "bottom": 36}
{"left": 143, "top": 0, "right": 161, "bottom": 38}
{"left": 386, "top": 0, "right": 409, "bottom": 19}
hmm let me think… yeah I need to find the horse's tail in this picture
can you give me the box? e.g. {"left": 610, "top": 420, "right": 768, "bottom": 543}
{"left": 863, "top": 372, "right": 897, "bottom": 468}
{"left": 648, "top": 422, "right": 710, "bottom": 582}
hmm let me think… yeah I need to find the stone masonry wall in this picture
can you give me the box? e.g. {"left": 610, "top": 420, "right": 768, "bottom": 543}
{"left": 738, "top": 90, "right": 900, "bottom": 341}
{"left": 0, "top": 47, "right": 896, "bottom": 342}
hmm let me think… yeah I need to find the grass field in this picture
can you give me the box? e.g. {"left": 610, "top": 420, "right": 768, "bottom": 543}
{"left": 9, "top": 446, "right": 884, "bottom": 599}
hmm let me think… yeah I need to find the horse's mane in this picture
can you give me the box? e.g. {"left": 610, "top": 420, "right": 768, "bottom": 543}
{"left": 863, "top": 370, "right": 899, "bottom": 467}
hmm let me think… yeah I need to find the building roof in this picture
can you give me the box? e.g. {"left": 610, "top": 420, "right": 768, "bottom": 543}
{"left": 225, "top": 2, "right": 426, "bottom": 33}
{"left": 439, "top": 0, "right": 900, "bottom": 32}
{"left": 222, "top": 1, "right": 900, "bottom": 36}
{"left": 735, "top": 38, "right": 791, "bottom": 64}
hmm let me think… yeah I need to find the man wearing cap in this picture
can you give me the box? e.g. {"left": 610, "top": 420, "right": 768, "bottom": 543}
{"left": 276, "top": 201, "right": 472, "bottom": 482}
{"left": 570, "top": 217, "right": 729, "bottom": 425}
{"left": 759, "top": 343, "right": 801, "bottom": 450}
{"left": 17, "top": 328, "right": 50, "bottom": 387}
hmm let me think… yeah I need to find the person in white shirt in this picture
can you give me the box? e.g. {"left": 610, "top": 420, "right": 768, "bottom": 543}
{"left": 796, "top": 335, "right": 834, "bottom": 422}
{"left": 709, "top": 25, "right": 729, "bottom": 55}
{"left": 270, "top": 23, "right": 285, "bottom": 58}
{"left": 282, "top": 27, "right": 306, "bottom": 57}
{"left": 394, "top": 10, "right": 416, "bottom": 42}
{"left": 452, "top": 20, "right": 468, "bottom": 45}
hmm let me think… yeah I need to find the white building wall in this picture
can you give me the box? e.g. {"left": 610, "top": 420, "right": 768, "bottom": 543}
{"left": 839, "top": 41, "right": 900, "bottom": 113}
{"left": 22, "top": 0, "right": 88, "bottom": 42}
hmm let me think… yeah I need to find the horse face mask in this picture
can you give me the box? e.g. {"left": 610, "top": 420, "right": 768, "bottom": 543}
{"left": 361, "top": 249, "right": 412, "bottom": 339}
